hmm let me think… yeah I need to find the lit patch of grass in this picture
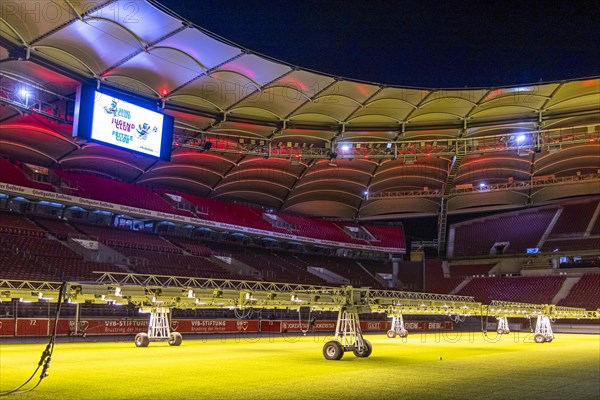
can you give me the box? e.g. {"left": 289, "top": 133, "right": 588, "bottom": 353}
{"left": 1, "top": 333, "right": 598, "bottom": 400}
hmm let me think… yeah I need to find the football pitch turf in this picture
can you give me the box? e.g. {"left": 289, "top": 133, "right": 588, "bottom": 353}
{"left": 1, "top": 332, "right": 598, "bottom": 400}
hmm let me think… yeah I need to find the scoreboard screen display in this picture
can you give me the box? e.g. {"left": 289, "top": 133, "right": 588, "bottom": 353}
{"left": 74, "top": 86, "right": 174, "bottom": 161}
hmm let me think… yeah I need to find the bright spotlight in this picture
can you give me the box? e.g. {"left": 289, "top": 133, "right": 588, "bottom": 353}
{"left": 20, "top": 88, "right": 30, "bottom": 97}
{"left": 517, "top": 134, "right": 526, "bottom": 143}
{"left": 340, "top": 144, "right": 350, "bottom": 152}
{"left": 479, "top": 183, "right": 487, "bottom": 188}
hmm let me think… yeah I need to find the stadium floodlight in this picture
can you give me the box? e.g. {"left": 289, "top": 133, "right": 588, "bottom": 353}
{"left": 38, "top": 292, "right": 54, "bottom": 301}
{"left": 291, "top": 294, "right": 303, "bottom": 303}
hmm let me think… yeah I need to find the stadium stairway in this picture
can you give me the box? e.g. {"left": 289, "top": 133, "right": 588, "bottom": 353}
{"left": 159, "top": 236, "right": 194, "bottom": 256}
{"left": 449, "top": 278, "right": 470, "bottom": 295}
{"left": 536, "top": 208, "right": 563, "bottom": 249}
{"left": 551, "top": 276, "right": 581, "bottom": 304}
{"left": 585, "top": 202, "right": 600, "bottom": 236}
{"left": 355, "top": 261, "right": 387, "bottom": 287}
{"left": 209, "top": 254, "right": 261, "bottom": 279}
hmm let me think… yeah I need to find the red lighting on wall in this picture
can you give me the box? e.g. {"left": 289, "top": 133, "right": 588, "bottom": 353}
{"left": 581, "top": 79, "right": 597, "bottom": 88}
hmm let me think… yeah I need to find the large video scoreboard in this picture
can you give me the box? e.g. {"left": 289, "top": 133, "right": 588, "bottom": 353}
{"left": 73, "top": 86, "right": 174, "bottom": 161}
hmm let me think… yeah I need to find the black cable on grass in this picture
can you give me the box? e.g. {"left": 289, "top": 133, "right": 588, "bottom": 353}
{"left": 0, "top": 282, "right": 67, "bottom": 397}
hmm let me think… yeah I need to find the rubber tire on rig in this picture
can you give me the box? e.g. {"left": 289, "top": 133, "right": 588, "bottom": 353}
{"left": 387, "top": 330, "right": 397, "bottom": 338}
{"left": 353, "top": 340, "right": 373, "bottom": 358}
{"left": 546, "top": 336, "right": 553, "bottom": 343}
{"left": 169, "top": 331, "right": 183, "bottom": 346}
{"left": 399, "top": 330, "right": 408, "bottom": 338}
{"left": 323, "top": 341, "right": 344, "bottom": 360}
{"left": 533, "top": 333, "right": 546, "bottom": 344}
{"left": 135, "top": 332, "right": 150, "bottom": 347}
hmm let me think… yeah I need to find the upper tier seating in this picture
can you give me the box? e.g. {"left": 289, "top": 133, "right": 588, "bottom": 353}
{"left": 0, "top": 158, "right": 54, "bottom": 191}
{"left": 451, "top": 207, "right": 558, "bottom": 257}
{"left": 549, "top": 200, "right": 599, "bottom": 237}
{"left": 275, "top": 213, "right": 363, "bottom": 244}
{"left": 181, "top": 193, "right": 288, "bottom": 233}
{"left": 1, "top": 165, "right": 409, "bottom": 250}
{"left": 55, "top": 171, "right": 194, "bottom": 217}
{"left": 558, "top": 273, "right": 600, "bottom": 310}
{"left": 362, "top": 225, "right": 405, "bottom": 249}
{"left": 457, "top": 275, "right": 566, "bottom": 304}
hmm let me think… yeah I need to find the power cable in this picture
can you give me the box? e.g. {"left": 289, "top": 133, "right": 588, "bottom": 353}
{"left": 0, "top": 282, "right": 67, "bottom": 397}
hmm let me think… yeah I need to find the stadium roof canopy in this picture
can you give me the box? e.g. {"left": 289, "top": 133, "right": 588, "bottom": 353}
{"left": 1, "top": 0, "right": 599, "bottom": 220}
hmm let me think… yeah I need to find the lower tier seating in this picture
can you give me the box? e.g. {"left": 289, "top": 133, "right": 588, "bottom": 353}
{"left": 457, "top": 275, "right": 566, "bottom": 304}
{"left": 559, "top": 273, "right": 600, "bottom": 310}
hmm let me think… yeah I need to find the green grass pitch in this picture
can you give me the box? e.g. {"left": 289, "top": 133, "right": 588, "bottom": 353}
{"left": 1, "top": 333, "right": 599, "bottom": 400}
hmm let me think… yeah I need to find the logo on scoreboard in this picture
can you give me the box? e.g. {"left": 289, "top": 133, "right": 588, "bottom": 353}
{"left": 136, "top": 122, "right": 158, "bottom": 140}
{"left": 104, "top": 99, "right": 131, "bottom": 119}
